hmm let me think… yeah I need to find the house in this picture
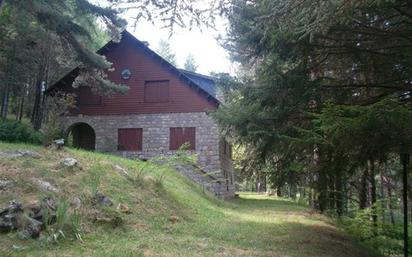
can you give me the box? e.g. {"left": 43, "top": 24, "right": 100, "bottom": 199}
{"left": 49, "top": 30, "right": 235, "bottom": 199}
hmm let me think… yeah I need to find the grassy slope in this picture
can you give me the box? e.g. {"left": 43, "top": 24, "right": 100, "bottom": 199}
{"left": 0, "top": 142, "right": 375, "bottom": 257}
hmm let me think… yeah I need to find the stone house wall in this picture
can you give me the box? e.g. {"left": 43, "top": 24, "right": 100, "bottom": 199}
{"left": 64, "top": 112, "right": 235, "bottom": 198}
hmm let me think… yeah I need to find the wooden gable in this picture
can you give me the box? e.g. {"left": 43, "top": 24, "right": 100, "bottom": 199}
{"left": 53, "top": 31, "right": 219, "bottom": 116}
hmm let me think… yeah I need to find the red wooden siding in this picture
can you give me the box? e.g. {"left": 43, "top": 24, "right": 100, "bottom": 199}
{"left": 118, "top": 128, "right": 143, "bottom": 151}
{"left": 78, "top": 86, "right": 101, "bottom": 106}
{"left": 144, "top": 80, "right": 169, "bottom": 103}
{"left": 170, "top": 127, "right": 196, "bottom": 150}
{"left": 63, "top": 34, "right": 217, "bottom": 116}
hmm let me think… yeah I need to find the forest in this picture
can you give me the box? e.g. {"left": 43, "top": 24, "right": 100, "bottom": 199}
{"left": 0, "top": 1, "right": 411, "bottom": 257}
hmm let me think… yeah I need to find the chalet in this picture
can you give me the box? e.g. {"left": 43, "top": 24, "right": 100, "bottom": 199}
{"left": 50, "top": 30, "right": 235, "bottom": 199}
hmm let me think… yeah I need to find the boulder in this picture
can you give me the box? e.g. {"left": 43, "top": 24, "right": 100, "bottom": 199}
{"left": 0, "top": 200, "right": 24, "bottom": 233}
{"left": 117, "top": 203, "right": 131, "bottom": 214}
{"left": 20, "top": 216, "right": 43, "bottom": 239}
{"left": 0, "top": 150, "right": 41, "bottom": 159}
{"left": 70, "top": 197, "right": 81, "bottom": 210}
{"left": 114, "top": 165, "right": 129, "bottom": 177}
{"left": 169, "top": 215, "right": 180, "bottom": 224}
{"left": 53, "top": 139, "right": 65, "bottom": 150}
{"left": 17, "top": 150, "right": 42, "bottom": 158}
{"left": 43, "top": 197, "right": 57, "bottom": 211}
{"left": 34, "top": 179, "right": 60, "bottom": 193}
{"left": 61, "top": 157, "right": 78, "bottom": 168}
{"left": 0, "top": 179, "right": 12, "bottom": 191}
{"left": 94, "top": 191, "right": 113, "bottom": 207}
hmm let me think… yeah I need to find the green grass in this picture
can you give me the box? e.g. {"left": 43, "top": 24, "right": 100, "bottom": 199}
{"left": 0, "top": 141, "right": 376, "bottom": 257}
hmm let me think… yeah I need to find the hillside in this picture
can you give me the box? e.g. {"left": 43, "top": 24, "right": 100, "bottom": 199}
{"left": 0, "top": 142, "right": 375, "bottom": 257}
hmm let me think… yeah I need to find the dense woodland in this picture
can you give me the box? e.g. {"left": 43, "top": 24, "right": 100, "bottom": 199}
{"left": 0, "top": 1, "right": 411, "bottom": 257}
{"left": 213, "top": 1, "right": 412, "bottom": 256}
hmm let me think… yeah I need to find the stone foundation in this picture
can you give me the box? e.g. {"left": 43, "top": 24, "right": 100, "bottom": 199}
{"left": 64, "top": 112, "right": 235, "bottom": 199}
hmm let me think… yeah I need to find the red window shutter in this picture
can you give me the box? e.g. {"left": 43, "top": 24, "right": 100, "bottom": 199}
{"left": 78, "top": 86, "right": 101, "bottom": 105}
{"left": 170, "top": 127, "right": 182, "bottom": 150}
{"left": 144, "top": 80, "right": 169, "bottom": 103}
{"left": 169, "top": 128, "right": 176, "bottom": 150}
{"left": 170, "top": 127, "right": 195, "bottom": 150}
{"left": 183, "top": 127, "right": 196, "bottom": 150}
{"left": 118, "top": 128, "right": 142, "bottom": 151}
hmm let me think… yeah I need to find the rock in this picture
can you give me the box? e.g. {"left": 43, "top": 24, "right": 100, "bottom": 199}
{"left": 26, "top": 200, "right": 45, "bottom": 219}
{"left": 117, "top": 203, "right": 131, "bottom": 214}
{"left": 20, "top": 216, "right": 43, "bottom": 239}
{"left": 94, "top": 191, "right": 113, "bottom": 206}
{"left": 25, "top": 197, "right": 57, "bottom": 226}
{"left": 70, "top": 197, "right": 81, "bottom": 210}
{"left": 12, "top": 244, "right": 26, "bottom": 251}
{"left": 0, "top": 150, "right": 41, "bottom": 159}
{"left": 53, "top": 139, "right": 65, "bottom": 150}
{"left": 114, "top": 165, "right": 129, "bottom": 177}
{"left": 43, "top": 197, "right": 57, "bottom": 211}
{"left": 169, "top": 215, "right": 180, "bottom": 224}
{"left": 61, "top": 157, "right": 78, "bottom": 168}
{"left": 0, "top": 179, "right": 12, "bottom": 191}
{"left": 17, "top": 150, "right": 42, "bottom": 158}
{"left": 0, "top": 200, "right": 24, "bottom": 233}
{"left": 34, "top": 179, "right": 60, "bottom": 193}
{"left": 0, "top": 214, "right": 17, "bottom": 233}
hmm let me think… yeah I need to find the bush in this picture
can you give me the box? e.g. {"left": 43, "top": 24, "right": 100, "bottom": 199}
{"left": 0, "top": 119, "right": 43, "bottom": 144}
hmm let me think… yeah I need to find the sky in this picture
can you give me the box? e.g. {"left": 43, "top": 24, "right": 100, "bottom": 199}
{"left": 122, "top": 14, "right": 235, "bottom": 76}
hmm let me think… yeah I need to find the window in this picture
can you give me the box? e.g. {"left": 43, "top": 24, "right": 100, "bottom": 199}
{"left": 118, "top": 128, "right": 143, "bottom": 151}
{"left": 78, "top": 86, "right": 101, "bottom": 106}
{"left": 170, "top": 127, "right": 195, "bottom": 150}
{"left": 144, "top": 80, "right": 169, "bottom": 103}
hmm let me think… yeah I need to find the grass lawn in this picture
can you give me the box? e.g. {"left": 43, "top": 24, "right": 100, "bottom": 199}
{"left": 0, "top": 142, "right": 377, "bottom": 257}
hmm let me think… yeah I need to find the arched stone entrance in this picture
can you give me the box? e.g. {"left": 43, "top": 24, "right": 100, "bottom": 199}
{"left": 66, "top": 122, "right": 96, "bottom": 151}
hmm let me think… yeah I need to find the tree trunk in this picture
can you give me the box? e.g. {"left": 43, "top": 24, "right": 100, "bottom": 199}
{"left": 1, "top": 44, "right": 16, "bottom": 120}
{"left": 329, "top": 172, "right": 335, "bottom": 210}
{"left": 31, "top": 76, "right": 43, "bottom": 129}
{"left": 379, "top": 164, "right": 386, "bottom": 224}
{"left": 31, "top": 35, "right": 52, "bottom": 130}
{"left": 387, "top": 179, "right": 396, "bottom": 225}
{"left": 276, "top": 187, "right": 282, "bottom": 197}
{"left": 317, "top": 168, "right": 328, "bottom": 212}
{"left": 359, "top": 167, "right": 369, "bottom": 210}
{"left": 335, "top": 169, "right": 344, "bottom": 216}
{"left": 0, "top": 83, "right": 10, "bottom": 119}
{"left": 369, "top": 160, "right": 378, "bottom": 232}
{"left": 18, "top": 87, "right": 25, "bottom": 122}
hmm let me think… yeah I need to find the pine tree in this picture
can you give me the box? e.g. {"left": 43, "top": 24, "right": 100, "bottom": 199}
{"left": 183, "top": 53, "right": 198, "bottom": 72}
{"left": 157, "top": 39, "right": 176, "bottom": 65}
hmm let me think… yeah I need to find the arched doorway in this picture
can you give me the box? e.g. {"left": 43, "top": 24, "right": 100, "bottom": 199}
{"left": 67, "top": 122, "right": 96, "bottom": 151}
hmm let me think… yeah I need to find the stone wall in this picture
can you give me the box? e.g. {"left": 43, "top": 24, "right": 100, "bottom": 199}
{"left": 64, "top": 112, "right": 235, "bottom": 198}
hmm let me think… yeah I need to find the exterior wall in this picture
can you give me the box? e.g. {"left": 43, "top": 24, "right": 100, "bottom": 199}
{"left": 65, "top": 112, "right": 235, "bottom": 198}
{"left": 62, "top": 33, "right": 217, "bottom": 116}
{"left": 56, "top": 32, "right": 235, "bottom": 198}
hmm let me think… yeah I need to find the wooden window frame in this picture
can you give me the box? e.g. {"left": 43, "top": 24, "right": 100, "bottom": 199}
{"left": 117, "top": 128, "right": 143, "bottom": 151}
{"left": 169, "top": 127, "right": 196, "bottom": 150}
{"left": 144, "top": 80, "right": 170, "bottom": 103}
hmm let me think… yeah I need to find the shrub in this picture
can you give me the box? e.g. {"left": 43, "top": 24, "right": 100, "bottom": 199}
{"left": 0, "top": 119, "right": 43, "bottom": 144}
{"left": 71, "top": 209, "right": 83, "bottom": 242}
{"left": 42, "top": 93, "right": 75, "bottom": 145}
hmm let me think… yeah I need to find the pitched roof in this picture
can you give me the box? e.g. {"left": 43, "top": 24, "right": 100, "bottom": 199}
{"left": 179, "top": 69, "right": 216, "bottom": 97}
{"left": 48, "top": 30, "right": 220, "bottom": 106}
